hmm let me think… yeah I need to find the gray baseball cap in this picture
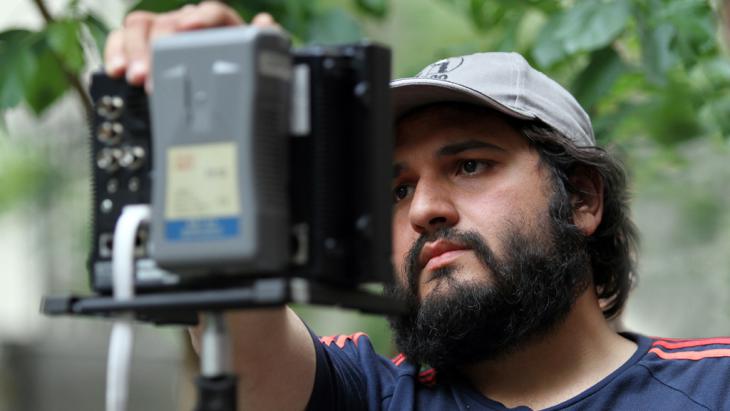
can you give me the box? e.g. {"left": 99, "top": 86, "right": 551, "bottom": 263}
{"left": 391, "top": 52, "right": 596, "bottom": 147}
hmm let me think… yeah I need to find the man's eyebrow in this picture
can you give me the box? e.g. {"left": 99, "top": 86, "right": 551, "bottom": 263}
{"left": 437, "top": 139, "right": 506, "bottom": 156}
{"left": 393, "top": 140, "right": 505, "bottom": 178}
{"left": 393, "top": 162, "right": 405, "bottom": 178}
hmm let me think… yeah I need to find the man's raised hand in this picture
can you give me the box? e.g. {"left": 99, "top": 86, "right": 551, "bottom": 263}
{"left": 103, "top": 1, "right": 277, "bottom": 91}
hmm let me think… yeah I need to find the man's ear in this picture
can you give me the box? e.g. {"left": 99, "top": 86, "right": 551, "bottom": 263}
{"left": 569, "top": 167, "right": 604, "bottom": 236}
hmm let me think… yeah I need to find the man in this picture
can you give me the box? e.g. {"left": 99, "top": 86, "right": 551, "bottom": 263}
{"left": 106, "top": 3, "right": 730, "bottom": 410}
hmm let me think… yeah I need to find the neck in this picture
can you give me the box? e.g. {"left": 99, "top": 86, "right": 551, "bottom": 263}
{"left": 461, "top": 290, "right": 637, "bottom": 410}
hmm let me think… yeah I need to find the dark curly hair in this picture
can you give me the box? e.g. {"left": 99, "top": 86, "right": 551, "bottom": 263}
{"left": 513, "top": 119, "right": 639, "bottom": 320}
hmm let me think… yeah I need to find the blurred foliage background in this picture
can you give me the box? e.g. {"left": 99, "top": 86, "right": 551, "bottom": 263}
{"left": 1, "top": 0, "right": 729, "bottom": 409}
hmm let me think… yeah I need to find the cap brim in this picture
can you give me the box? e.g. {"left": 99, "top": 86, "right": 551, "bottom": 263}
{"left": 391, "top": 78, "right": 535, "bottom": 121}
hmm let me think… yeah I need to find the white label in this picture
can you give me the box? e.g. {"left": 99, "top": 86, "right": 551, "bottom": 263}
{"left": 165, "top": 142, "right": 241, "bottom": 219}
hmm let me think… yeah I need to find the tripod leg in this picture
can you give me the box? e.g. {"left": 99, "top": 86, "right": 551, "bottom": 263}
{"left": 194, "top": 374, "right": 238, "bottom": 411}
{"left": 193, "top": 312, "right": 237, "bottom": 411}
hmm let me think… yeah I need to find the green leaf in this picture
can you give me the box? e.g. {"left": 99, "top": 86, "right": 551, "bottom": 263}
{"left": 83, "top": 14, "right": 109, "bottom": 55}
{"left": 467, "top": 0, "right": 506, "bottom": 30}
{"left": 0, "top": 27, "right": 77, "bottom": 114}
{"left": 672, "top": 8, "right": 717, "bottom": 65}
{"left": 307, "top": 8, "right": 362, "bottom": 45}
{"left": 530, "top": 10, "right": 565, "bottom": 67}
{"left": 639, "top": 77, "right": 703, "bottom": 146}
{"left": 355, "top": 0, "right": 388, "bottom": 19}
{"left": 45, "top": 20, "right": 85, "bottom": 73}
{"left": 0, "top": 30, "right": 39, "bottom": 110}
{"left": 533, "top": 0, "right": 631, "bottom": 67}
{"left": 518, "top": 0, "right": 562, "bottom": 14}
{"left": 131, "top": 0, "right": 194, "bottom": 13}
{"left": 638, "top": 21, "right": 676, "bottom": 85}
{"left": 23, "top": 41, "right": 70, "bottom": 114}
{"left": 282, "top": 0, "right": 318, "bottom": 43}
{"left": 592, "top": 99, "right": 641, "bottom": 143}
{"left": 570, "top": 46, "right": 626, "bottom": 113}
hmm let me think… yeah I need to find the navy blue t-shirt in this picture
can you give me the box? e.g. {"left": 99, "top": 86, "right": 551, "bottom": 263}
{"left": 305, "top": 332, "right": 730, "bottom": 410}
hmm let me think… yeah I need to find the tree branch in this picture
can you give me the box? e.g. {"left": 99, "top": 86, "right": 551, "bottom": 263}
{"left": 31, "top": 0, "right": 93, "bottom": 119}
{"left": 32, "top": 0, "right": 53, "bottom": 22}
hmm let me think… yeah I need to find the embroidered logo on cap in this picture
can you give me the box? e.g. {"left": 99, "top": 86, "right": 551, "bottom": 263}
{"left": 416, "top": 57, "right": 464, "bottom": 80}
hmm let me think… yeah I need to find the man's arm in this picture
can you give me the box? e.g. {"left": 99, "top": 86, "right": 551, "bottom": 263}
{"left": 104, "top": 4, "right": 316, "bottom": 410}
{"left": 189, "top": 308, "right": 315, "bottom": 410}
{"left": 227, "top": 307, "right": 315, "bottom": 411}
{"left": 188, "top": 308, "right": 315, "bottom": 411}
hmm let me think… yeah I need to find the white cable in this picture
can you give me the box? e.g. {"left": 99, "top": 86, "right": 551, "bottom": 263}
{"left": 106, "top": 205, "right": 150, "bottom": 411}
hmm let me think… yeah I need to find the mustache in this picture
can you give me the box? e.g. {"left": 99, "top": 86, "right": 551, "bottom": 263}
{"left": 404, "top": 227, "right": 500, "bottom": 295}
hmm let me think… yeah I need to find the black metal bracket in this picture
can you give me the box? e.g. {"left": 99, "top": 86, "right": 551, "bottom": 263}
{"left": 41, "top": 277, "right": 404, "bottom": 326}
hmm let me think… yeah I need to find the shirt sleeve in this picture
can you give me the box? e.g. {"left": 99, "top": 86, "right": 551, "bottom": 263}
{"left": 304, "top": 328, "right": 398, "bottom": 411}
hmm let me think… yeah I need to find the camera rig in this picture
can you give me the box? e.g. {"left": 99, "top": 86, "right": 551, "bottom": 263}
{"left": 42, "top": 26, "right": 402, "bottom": 321}
{"left": 40, "top": 27, "right": 403, "bottom": 411}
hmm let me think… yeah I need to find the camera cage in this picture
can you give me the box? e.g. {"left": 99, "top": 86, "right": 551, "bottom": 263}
{"left": 42, "top": 27, "right": 404, "bottom": 323}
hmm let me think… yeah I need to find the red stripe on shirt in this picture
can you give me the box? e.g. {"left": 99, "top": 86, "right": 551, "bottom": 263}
{"left": 319, "top": 335, "right": 337, "bottom": 346}
{"left": 335, "top": 335, "right": 348, "bottom": 348}
{"left": 319, "top": 332, "right": 367, "bottom": 349}
{"left": 649, "top": 347, "right": 730, "bottom": 360}
{"left": 418, "top": 368, "right": 437, "bottom": 386}
{"left": 391, "top": 353, "right": 405, "bottom": 365}
{"left": 652, "top": 337, "right": 730, "bottom": 350}
{"left": 419, "top": 368, "right": 436, "bottom": 378}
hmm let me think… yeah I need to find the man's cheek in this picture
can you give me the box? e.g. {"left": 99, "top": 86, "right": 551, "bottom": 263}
{"left": 389, "top": 256, "right": 406, "bottom": 289}
{"left": 391, "top": 228, "right": 416, "bottom": 275}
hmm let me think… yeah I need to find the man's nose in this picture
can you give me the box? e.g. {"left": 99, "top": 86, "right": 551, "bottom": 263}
{"left": 408, "top": 180, "right": 458, "bottom": 234}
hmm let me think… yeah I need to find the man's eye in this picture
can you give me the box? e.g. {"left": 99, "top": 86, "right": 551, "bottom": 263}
{"left": 459, "top": 159, "right": 488, "bottom": 175}
{"left": 393, "top": 184, "right": 413, "bottom": 202}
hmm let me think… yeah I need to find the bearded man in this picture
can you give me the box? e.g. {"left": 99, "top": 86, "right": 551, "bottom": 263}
{"left": 105, "top": 2, "right": 730, "bottom": 410}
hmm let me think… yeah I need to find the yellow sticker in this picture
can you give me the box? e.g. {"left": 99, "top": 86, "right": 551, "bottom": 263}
{"left": 165, "top": 142, "right": 241, "bottom": 219}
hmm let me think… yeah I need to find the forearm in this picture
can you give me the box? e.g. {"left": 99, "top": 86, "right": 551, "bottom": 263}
{"left": 204, "top": 307, "right": 316, "bottom": 411}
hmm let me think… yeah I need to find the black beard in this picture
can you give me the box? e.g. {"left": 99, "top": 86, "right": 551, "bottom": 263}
{"left": 386, "top": 192, "right": 591, "bottom": 374}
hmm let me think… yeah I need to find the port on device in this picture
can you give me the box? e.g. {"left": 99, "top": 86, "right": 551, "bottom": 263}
{"left": 118, "top": 146, "right": 146, "bottom": 170}
{"left": 135, "top": 225, "right": 149, "bottom": 258}
{"left": 96, "top": 148, "right": 122, "bottom": 173}
{"left": 98, "top": 227, "right": 149, "bottom": 259}
{"left": 99, "top": 232, "right": 113, "bottom": 258}
{"left": 97, "top": 121, "right": 124, "bottom": 144}
{"left": 96, "top": 95, "right": 124, "bottom": 119}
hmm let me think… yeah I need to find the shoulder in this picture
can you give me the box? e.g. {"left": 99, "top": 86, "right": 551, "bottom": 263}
{"left": 316, "top": 333, "right": 445, "bottom": 389}
{"left": 641, "top": 335, "right": 730, "bottom": 381}
{"left": 309, "top": 332, "right": 444, "bottom": 410}
{"left": 646, "top": 336, "right": 730, "bottom": 362}
{"left": 315, "top": 332, "right": 418, "bottom": 381}
{"left": 638, "top": 335, "right": 730, "bottom": 409}
{"left": 317, "top": 332, "right": 392, "bottom": 368}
